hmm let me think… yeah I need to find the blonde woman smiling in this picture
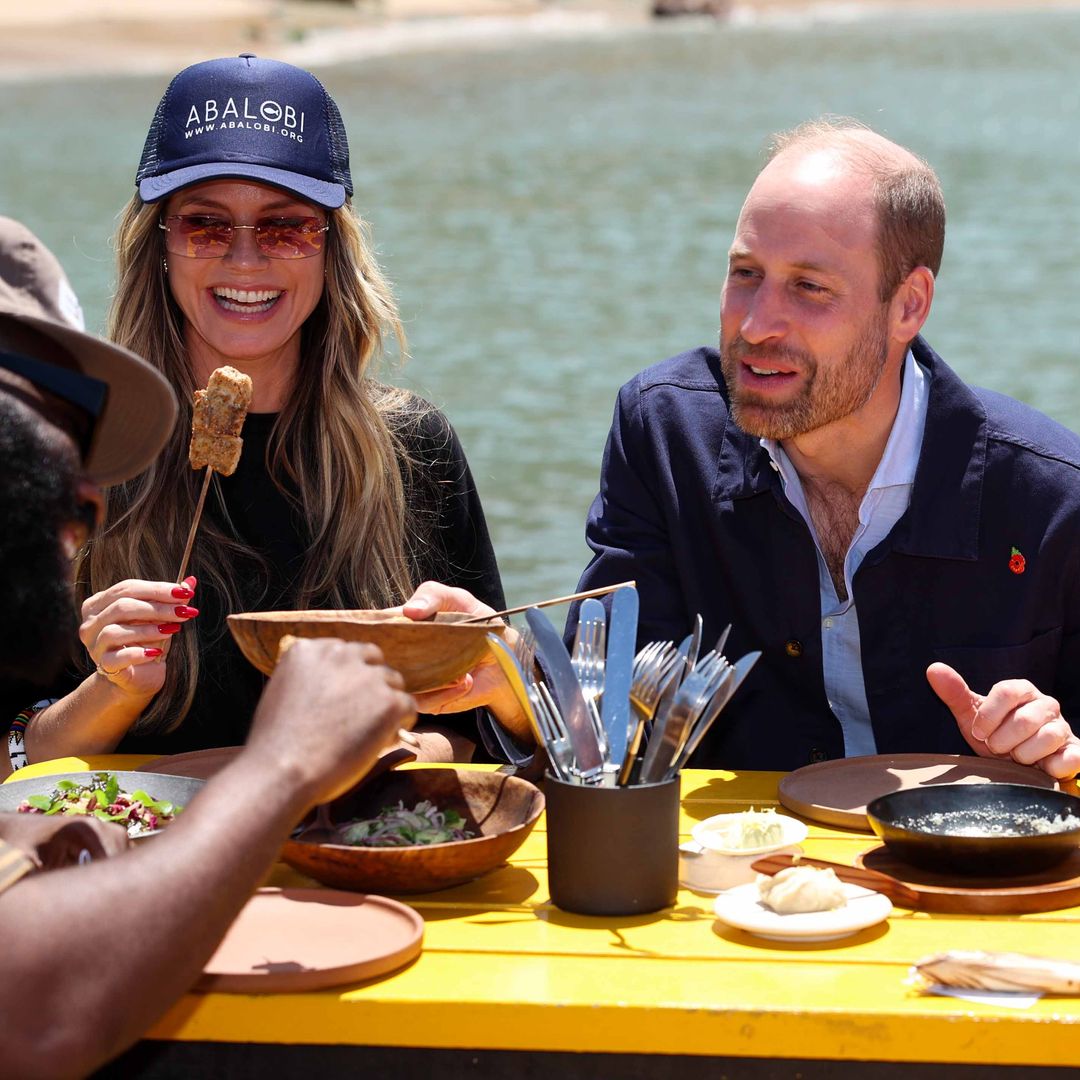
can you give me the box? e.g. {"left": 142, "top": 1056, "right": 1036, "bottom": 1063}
{"left": 19, "top": 55, "right": 504, "bottom": 766}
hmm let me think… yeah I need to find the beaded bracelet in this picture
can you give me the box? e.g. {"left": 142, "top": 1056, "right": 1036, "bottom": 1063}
{"left": 6, "top": 699, "right": 57, "bottom": 773}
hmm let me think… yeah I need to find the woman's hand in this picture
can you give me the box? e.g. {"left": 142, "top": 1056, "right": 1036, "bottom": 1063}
{"left": 399, "top": 582, "right": 533, "bottom": 742}
{"left": 78, "top": 576, "right": 200, "bottom": 700}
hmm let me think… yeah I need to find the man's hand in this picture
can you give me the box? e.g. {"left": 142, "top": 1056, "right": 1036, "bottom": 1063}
{"left": 400, "top": 581, "right": 533, "bottom": 742}
{"left": 0, "top": 814, "right": 129, "bottom": 869}
{"left": 245, "top": 638, "right": 417, "bottom": 810}
{"left": 927, "top": 662, "right": 1080, "bottom": 780}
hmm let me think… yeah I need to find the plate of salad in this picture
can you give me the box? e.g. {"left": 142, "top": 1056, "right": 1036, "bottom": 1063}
{"left": 0, "top": 771, "right": 204, "bottom": 839}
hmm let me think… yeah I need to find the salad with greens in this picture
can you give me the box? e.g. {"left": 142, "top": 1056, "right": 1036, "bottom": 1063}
{"left": 16, "top": 772, "right": 182, "bottom": 838}
{"left": 336, "top": 800, "right": 475, "bottom": 848}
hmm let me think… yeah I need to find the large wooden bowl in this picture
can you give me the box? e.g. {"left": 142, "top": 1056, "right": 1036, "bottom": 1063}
{"left": 227, "top": 610, "right": 503, "bottom": 693}
{"left": 281, "top": 768, "right": 544, "bottom": 894}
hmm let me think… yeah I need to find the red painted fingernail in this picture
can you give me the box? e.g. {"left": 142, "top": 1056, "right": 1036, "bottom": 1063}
{"left": 144, "top": 647, "right": 164, "bottom": 658}
{"left": 174, "top": 605, "right": 199, "bottom": 618}
{"left": 183, "top": 575, "right": 197, "bottom": 589}
{"left": 172, "top": 586, "right": 193, "bottom": 599}
{"left": 158, "top": 623, "right": 182, "bottom": 635}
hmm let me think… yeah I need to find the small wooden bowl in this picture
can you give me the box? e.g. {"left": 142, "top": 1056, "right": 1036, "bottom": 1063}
{"left": 227, "top": 610, "right": 503, "bottom": 693}
{"left": 281, "top": 768, "right": 544, "bottom": 894}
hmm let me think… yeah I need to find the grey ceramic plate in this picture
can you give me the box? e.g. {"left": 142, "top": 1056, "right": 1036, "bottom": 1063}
{"left": 0, "top": 770, "right": 205, "bottom": 838}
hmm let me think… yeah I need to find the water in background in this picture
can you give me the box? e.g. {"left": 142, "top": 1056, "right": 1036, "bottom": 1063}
{"left": 4, "top": 9, "right": 1080, "bottom": 604}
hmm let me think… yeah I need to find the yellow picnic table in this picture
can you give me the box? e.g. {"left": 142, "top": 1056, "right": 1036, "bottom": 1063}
{"left": 11, "top": 756, "right": 1080, "bottom": 1078}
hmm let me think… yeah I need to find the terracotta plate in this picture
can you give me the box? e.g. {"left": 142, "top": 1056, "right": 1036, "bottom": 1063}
{"left": 197, "top": 887, "right": 423, "bottom": 993}
{"left": 136, "top": 746, "right": 243, "bottom": 781}
{"left": 778, "top": 754, "right": 1056, "bottom": 831}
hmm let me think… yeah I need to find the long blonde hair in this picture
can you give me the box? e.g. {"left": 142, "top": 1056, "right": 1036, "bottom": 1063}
{"left": 85, "top": 195, "right": 421, "bottom": 734}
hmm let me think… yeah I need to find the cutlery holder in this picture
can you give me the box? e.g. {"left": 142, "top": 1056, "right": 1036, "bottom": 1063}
{"left": 545, "top": 774, "right": 679, "bottom": 916}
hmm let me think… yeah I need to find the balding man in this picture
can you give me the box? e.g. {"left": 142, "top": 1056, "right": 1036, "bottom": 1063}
{"left": 405, "top": 117, "right": 1080, "bottom": 779}
{"left": 569, "top": 117, "right": 1080, "bottom": 777}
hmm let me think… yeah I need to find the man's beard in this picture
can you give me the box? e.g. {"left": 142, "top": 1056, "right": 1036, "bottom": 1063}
{"left": 719, "top": 311, "right": 890, "bottom": 441}
{"left": 0, "top": 396, "right": 81, "bottom": 685}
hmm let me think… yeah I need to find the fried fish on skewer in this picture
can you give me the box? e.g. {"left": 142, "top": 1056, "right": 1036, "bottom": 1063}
{"left": 188, "top": 430, "right": 243, "bottom": 476}
{"left": 188, "top": 365, "right": 253, "bottom": 474}
{"left": 176, "top": 366, "right": 253, "bottom": 581}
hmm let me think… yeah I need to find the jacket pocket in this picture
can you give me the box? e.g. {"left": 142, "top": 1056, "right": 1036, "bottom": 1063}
{"left": 934, "top": 626, "right": 1063, "bottom": 696}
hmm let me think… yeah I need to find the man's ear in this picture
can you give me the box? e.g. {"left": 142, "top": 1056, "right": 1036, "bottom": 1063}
{"left": 889, "top": 265, "right": 934, "bottom": 343}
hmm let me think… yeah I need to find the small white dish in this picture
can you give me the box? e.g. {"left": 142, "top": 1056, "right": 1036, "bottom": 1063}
{"left": 713, "top": 882, "right": 893, "bottom": 942}
{"left": 680, "top": 811, "right": 809, "bottom": 894}
{"left": 692, "top": 811, "right": 809, "bottom": 855}
{"left": 680, "top": 841, "right": 805, "bottom": 893}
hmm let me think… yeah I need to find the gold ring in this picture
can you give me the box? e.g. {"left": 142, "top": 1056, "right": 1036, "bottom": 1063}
{"left": 96, "top": 664, "right": 123, "bottom": 677}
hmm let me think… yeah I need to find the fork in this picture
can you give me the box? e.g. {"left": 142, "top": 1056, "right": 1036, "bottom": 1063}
{"left": 640, "top": 654, "right": 732, "bottom": 783}
{"left": 530, "top": 680, "right": 575, "bottom": 782}
{"left": 571, "top": 607, "right": 607, "bottom": 710}
{"left": 618, "top": 642, "right": 683, "bottom": 785}
{"left": 572, "top": 608, "right": 609, "bottom": 764}
{"left": 628, "top": 642, "right": 683, "bottom": 721}
{"left": 513, "top": 623, "right": 537, "bottom": 682}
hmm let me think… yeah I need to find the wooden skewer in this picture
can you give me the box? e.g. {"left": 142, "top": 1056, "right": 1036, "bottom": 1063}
{"left": 175, "top": 467, "right": 214, "bottom": 583}
{"left": 463, "top": 581, "right": 636, "bottom": 623}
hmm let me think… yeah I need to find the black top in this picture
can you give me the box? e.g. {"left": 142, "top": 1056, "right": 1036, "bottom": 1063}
{"left": 107, "top": 403, "right": 503, "bottom": 756}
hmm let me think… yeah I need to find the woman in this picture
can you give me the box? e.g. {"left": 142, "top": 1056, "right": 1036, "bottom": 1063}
{"left": 16, "top": 55, "right": 506, "bottom": 765}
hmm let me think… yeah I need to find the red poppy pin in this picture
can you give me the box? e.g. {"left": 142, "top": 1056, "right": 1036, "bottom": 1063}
{"left": 1009, "top": 546, "right": 1026, "bottom": 575}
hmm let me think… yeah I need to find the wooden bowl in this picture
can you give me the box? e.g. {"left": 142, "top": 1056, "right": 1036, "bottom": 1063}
{"left": 281, "top": 768, "right": 544, "bottom": 894}
{"left": 227, "top": 610, "right": 504, "bottom": 693}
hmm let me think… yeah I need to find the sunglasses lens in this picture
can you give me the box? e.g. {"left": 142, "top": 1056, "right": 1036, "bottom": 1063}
{"left": 163, "top": 217, "right": 327, "bottom": 259}
{"left": 255, "top": 219, "right": 327, "bottom": 259}
{"left": 164, "top": 216, "right": 233, "bottom": 258}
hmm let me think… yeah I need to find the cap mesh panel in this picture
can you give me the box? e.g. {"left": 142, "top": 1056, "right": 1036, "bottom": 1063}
{"left": 135, "top": 77, "right": 178, "bottom": 183}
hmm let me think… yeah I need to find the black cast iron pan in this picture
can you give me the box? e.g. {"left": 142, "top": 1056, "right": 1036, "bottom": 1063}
{"left": 866, "top": 783, "right": 1080, "bottom": 876}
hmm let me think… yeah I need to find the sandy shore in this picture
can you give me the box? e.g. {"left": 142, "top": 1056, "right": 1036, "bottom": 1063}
{"left": 1, "top": 0, "right": 1078, "bottom": 80}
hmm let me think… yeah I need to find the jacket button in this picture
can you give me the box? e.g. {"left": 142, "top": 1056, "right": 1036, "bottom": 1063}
{"left": 784, "top": 639, "right": 803, "bottom": 658}
{"left": 809, "top": 748, "right": 828, "bottom": 763}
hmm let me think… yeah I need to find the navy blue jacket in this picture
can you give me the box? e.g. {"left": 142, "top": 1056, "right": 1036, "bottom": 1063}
{"left": 574, "top": 337, "right": 1080, "bottom": 772}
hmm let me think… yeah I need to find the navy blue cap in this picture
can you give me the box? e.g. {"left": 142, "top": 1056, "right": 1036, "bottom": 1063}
{"left": 136, "top": 54, "right": 352, "bottom": 209}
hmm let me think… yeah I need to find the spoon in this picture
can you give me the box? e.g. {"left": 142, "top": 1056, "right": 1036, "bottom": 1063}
{"left": 294, "top": 743, "right": 418, "bottom": 843}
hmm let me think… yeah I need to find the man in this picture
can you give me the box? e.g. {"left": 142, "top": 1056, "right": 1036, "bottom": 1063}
{"left": 0, "top": 217, "right": 415, "bottom": 1078}
{"left": 569, "top": 118, "right": 1080, "bottom": 776}
{"left": 408, "top": 118, "right": 1080, "bottom": 779}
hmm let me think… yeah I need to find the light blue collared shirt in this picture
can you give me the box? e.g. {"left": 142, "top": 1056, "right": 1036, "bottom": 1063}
{"left": 761, "top": 350, "right": 929, "bottom": 756}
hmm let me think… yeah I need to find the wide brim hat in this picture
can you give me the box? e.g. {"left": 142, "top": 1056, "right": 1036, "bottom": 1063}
{"left": 0, "top": 217, "right": 177, "bottom": 485}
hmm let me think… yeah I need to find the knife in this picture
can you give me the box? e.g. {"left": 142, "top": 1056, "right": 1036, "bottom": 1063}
{"left": 600, "top": 586, "right": 638, "bottom": 770}
{"left": 669, "top": 650, "right": 761, "bottom": 775}
{"left": 685, "top": 613, "right": 704, "bottom": 674}
{"left": 525, "top": 607, "right": 604, "bottom": 781}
